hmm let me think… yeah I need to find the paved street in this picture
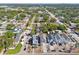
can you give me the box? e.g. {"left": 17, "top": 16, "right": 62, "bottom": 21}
{"left": 17, "top": 15, "right": 36, "bottom": 55}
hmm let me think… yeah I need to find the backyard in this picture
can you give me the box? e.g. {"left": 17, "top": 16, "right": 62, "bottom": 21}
{"left": 6, "top": 43, "right": 22, "bottom": 54}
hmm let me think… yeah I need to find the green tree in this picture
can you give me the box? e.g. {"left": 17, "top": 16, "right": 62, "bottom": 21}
{"left": 72, "top": 19, "right": 79, "bottom": 23}
{"left": 5, "top": 31, "right": 14, "bottom": 38}
{"left": 47, "top": 23, "right": 58, "bottom": 31}
{"left": 31, "top": 27, "right": 36, "bottom": 35}
{"left": 6, "top": 24, "right": 15, "bottom": 30}
{"left": 50, "top": 18, "right": 56, "bottom": 23}
{"left": 58, "top": 24, "right": 67, "bottom": 31}
{"left": 0, "top": 36, "right": 14, "bottom": 52}
{"left": 41, "top": 24, "right": 48, "bottom": 33}
{"left": 44, "top": 15, "right": 49, "bottom": 22}
{"left": 16, "top": 13, "right": 26, "bottom": 20}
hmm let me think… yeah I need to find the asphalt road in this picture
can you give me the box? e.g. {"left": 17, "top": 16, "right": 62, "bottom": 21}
{"left": 17, "top": 15, "right": 36, "bottom": 55}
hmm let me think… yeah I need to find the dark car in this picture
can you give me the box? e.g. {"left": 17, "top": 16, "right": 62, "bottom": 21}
{"left": 24, "top": 47, "right": 26, "bottom": 51}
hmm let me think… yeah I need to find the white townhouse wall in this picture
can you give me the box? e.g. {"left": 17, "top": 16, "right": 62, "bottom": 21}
{"left": 0, "top": 31, "right": 6, "bottom": 36}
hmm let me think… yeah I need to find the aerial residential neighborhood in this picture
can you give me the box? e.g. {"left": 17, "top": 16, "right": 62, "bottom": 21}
{"left": 0, "top": 4, "right": 79, "bottom": 55}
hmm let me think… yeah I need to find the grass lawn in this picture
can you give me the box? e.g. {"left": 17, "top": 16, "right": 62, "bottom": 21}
{"left": 0, "top": 47, "right": 3, "bottom": 53}
{"left": 6, "top": 43, "right": 22, "bottom": 54}
{"left": 76, "top": 29, "right": 79, "bottom": 32}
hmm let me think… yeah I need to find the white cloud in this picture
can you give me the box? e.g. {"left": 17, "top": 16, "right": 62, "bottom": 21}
{"left": 0, "top": 0, "right": 79, "bottom": 3}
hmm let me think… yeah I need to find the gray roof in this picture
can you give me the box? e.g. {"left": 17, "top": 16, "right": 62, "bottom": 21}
{"left": 47, "top": 33, "right": 75, "bottom": 44}
{"left": 14, "top": 33, "right": 20, "bottom": 42}
{"left": 32, "top": 35, "right": 38, "bottom": 44}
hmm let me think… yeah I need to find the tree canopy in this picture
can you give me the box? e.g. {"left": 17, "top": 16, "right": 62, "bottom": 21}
{"left": 6, "top": 24, "right": 15, "bottom": 30}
